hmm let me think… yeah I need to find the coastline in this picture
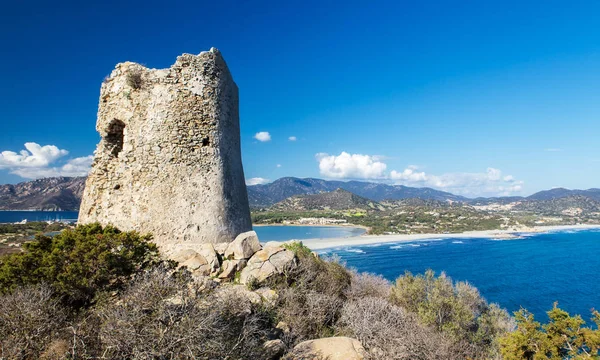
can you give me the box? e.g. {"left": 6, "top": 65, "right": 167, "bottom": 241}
{"left": 253, "top": 223, "right": 370, "bottom": 231}
{"left": 291, "top": 224, "right": 600, "bottom": 250}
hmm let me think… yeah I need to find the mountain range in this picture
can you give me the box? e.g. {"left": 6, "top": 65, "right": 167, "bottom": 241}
{"left": 0, "top": 177, "right": 86, "bottom": 211}
{"left": 1, "top": 176, "right": 599, "bottom": 211}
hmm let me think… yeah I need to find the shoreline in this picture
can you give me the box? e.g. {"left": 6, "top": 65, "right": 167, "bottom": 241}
{"left": 253, "top": 223, "right": 370, "bottom": 231}
{"left": 291, "top": 224, "right": 600, "bottom": 250}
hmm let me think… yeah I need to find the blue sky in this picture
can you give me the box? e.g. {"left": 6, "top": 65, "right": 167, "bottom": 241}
{"left": 0, "top": 1, "right": 599, "bottom": 196}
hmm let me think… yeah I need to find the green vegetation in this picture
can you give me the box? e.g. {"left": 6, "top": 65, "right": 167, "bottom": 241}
{"left": 499, "top": 304, "right": 600, "bottom": 359}
{"left": 0, "top": 223, "right": 160, "bottom": 306}
{"left": 253, "top": 205, "right": 508, "bottom": 235}
{"left": 391, "top": 269, "right": 514, "bottom": 358}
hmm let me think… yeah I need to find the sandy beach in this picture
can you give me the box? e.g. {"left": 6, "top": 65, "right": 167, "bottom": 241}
{"left": 294, "top": 224, "right": 600, "bottom": 250}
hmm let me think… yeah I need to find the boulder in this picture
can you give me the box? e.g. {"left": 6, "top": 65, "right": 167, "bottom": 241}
{"left": 218, "top": 259, "right": 247, "bottom": 279}
{"left": 263, "top": 339, "right": 286, "bottom": 360}
{"left": 224, "top": 230, "right": 261, "bottom": 260}
{"left": 213, "top": 242, "right": 229, "bottom": 257}
{"left": 255, "top": 287, "right": 279, "bottom": 307}
{"left": 287, "top": 337, "right": 366, "bottom": 360}
{"left": 239, "top": 245, "right": 296, "bottom": 285}
{"left": 172, "top": 249, "right": 213, "bottom": 276}
{"left": 197, "top": 243, "right": 220, "bottom": 275}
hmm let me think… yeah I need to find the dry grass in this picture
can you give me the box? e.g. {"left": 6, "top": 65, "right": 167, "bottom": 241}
{"left": 0, "top": 284, "right": 68, "bottom": 359}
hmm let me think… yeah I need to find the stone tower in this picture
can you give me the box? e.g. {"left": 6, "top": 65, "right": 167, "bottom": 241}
{"left": 78, "top": 48, "right": 252, "bottom": 252}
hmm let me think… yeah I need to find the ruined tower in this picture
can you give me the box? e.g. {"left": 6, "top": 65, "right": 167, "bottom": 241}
{"left": 78, "top": 48, "right": 252, "bottom": 251}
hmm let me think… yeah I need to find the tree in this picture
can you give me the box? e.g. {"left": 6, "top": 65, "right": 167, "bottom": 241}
{"left": 0, "top": 223, "right": 160, "bottom": 307}
{"left": 499, "top": 303, "right": 600, "bottom": 359}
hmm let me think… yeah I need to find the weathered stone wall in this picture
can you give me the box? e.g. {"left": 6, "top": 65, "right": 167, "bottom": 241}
{"left": 78, "top": 48, "right": 252, "bottom": 252}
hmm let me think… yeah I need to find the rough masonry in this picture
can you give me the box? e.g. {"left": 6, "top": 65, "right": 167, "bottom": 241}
{"left": 78, "top": 48, "right": 252, "bottom": 252}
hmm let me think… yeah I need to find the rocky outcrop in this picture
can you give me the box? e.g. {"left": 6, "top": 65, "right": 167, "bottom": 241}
{"left": 224, "top": 231, "right": 261, "bottom": 260}
{"left": 286, "top": 337, "right": 367, "bottom": 360}
{"left": 239, "top": 243, "right": 296, "bottom": 285}
{"left": 78, "top": 48, "right": 252, "bottom": 249}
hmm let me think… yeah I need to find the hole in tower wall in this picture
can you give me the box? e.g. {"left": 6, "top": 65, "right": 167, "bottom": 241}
{"left": 105, "top": 120, "right": 125, "bottom": 158}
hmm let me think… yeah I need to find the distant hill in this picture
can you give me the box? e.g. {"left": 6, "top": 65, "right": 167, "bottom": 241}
{"left": 0, "top": 177, "right": 86, "bottom": 211}
{"left": 514, "top": 195, "right": 600, "bottom": 215}
{"left": 1, "top": 176, "right": 600, "bottom": 212}
{"left": 526, "top": 188, "right": 600, "bottom": 202}
{"left": 271, "top": 188, "right": 379, "bottom": 211}
{"left": 247, "top": 177, "right": 467, "bottom": 207}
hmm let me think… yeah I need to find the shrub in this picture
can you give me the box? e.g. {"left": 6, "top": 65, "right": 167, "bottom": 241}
{"left": 0, "top": 284, "right": 68, "bottom": 359}
{"left": 282, "top": 242, "right": 351, "bottom": 298}
{"left": 499, "top": 304, "right": 600, "bottom": 359}
{"left": 97, "top": 266, "right": 272, "bottom": 359}
{"left": 126, "top": 69, "right": 143, "bottom": 89}
{"left": 0, "top": 223, "right": 160, "bottom": 307}
{"left": 345, "top": 270, "right": 391, "bottom": 300}
{"left": 391, "top": 269, "right": 513, "bottom": 357}
{"left": 337, "top": 296, "right": 455, "bottom": 359}
{"left": 277, "top": 287, "right": 344, "bottom": 345}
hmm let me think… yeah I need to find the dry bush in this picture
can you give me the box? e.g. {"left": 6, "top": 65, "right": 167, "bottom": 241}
{"left": 276, "top": 287, "right": 344, "bottom": 346}
{"left": 282, "top": 243, "right": 351, "bottom": 298}
{"left": 126, "top": 69, "right": 143, "bottom": 89}
{"left": 345, "top": 270, "right": 391, "bottom": 300}
{"left": 0, "top": 284, "right": 68, "bottom": 359}
{"left": 96, "top": 266, "right": 272, "bottom": 359}
{"left": 337, "top": 296, "right": 459, "bottom": 360}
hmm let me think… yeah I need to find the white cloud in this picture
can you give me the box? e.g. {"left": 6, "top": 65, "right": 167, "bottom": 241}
{"left": 0, "top": 142, "right": 68, "bottom": 168}
{"left": 316, "top": 152, "right": 387, "bottom": 179}
{"left": 390, "top": 166, "right": 523, "bottom": 197}
{"left": 246, "top": 177, "right": 271, "bottom": 186}
{"left": 276, "top": 164, "right": 282, "bottom": 168}
{"left": 254, "top": 132, "right": 271, "bottom": 142}
{"left": 0, "top": 143, "right": 93, "bottom": 179}
{"left": 314, "top": 151, "right": 524, "bottom": 196}
{"left": 288, "top": 136, "right": 297, "bottom": 141}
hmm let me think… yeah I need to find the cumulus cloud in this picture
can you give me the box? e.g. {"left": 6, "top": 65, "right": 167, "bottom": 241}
{"left": 316, "top": 152, "right": 387, "bottom": 179}
{"left": 0, "top": 143, "right": 93, "bottom": 179}
{"left": 314, "top": 151, "right": 524, "bottom": 196}
{"left": 288, "top": 136, "right": 297, "bottom": 141}
{"left": 254, "top": 132, "right": 271, "bottom": 142}
{"left": 391, "top": 166, "right": 523, "bottom": 197}
{"left": 276, "top": 164, "right": 282, "bottom": 168}
{"left": 246, "top": 177, "right": 271, "bottom": 186}
{"left": 0, "top": 142, "right": 68, "bottom": 168}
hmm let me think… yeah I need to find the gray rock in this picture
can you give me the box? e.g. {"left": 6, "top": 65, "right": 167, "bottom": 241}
{"left": 218, "top": 259, "right": 247, "bottom": 279}
{"left": 263, "top": 339, "right": 286, "bottom": 360}
{"left": 224, "top": 230, "right": 261, "bottom": 260}
{"left": 197, "top": 243, "right": 220, "bottom": 276}
{"left": 287, "top": 337, "right": 367, "bottom": 360}
{"left": 239, "top": 245, "right": 296, "bottom": 285}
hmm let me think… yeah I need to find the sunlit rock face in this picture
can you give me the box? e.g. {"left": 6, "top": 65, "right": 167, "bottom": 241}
{"left": 79, "top": 48, "right": 252, "bottom": 253}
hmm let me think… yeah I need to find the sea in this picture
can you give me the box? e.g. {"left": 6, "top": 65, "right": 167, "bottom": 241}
{"left": 0, "top": 210, "right": 79, "bottom": 223}
{"left": 317, "top": 229, "right": 600, "bottom": 322}
{"left": 2, "top": 212, "right": 598, "bottom": 322}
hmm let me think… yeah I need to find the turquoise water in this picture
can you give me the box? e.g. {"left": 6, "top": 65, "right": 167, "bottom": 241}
{"left": 0, "top": 211, "right": 79, "bottom": 223}
{"left": 254, "top": 225, "right": 366, "bottom": 241}
{"left": 318, "top": 229, "right": 600, "bottom": 321}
